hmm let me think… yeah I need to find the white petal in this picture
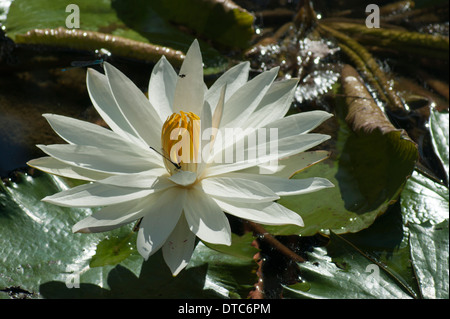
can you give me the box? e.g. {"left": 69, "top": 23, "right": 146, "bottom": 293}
{"left": 197, "top": 86, "right": 227, "bottom": 179}
{"left": 72, "top": 195, "right": 159, "bottom": 233}
{"left": 220, "top": 67, "right": 279, "bottom": 129}
{"left": 172, "top": 40, "right": 205, "bottom": 116}
{"left": 38, "top": 144, "right": 162, "bottom": 174}
{"left": 168, "top": 170, "right": 198, "bottom": 186}
{"left": 86, "top": 68, "right": 145, "bottom": 147}
{"left": 206, "top": 133, "right": 330, "bottom": 177}
{"left": 243, "top": 78, "right": 299, "bottom": 128}
{"left": 200, "top": 100, "right": 213, "bottom": 156}
{"left": 137, "top": 188, "right": 186, "bottom": 259}
{"left": 262, "top": 202, "right": 304, "bottom": 227}
{"left": 237, "top": 150, "right": 331, "bottom": 178}
{"left": 211, "top": 85, "right": 226, "bottom": 133}
{"left": 43, "top": 113, "right": 146, "bottom": 155}
{"left": 183, "top": 189, "right": 231, "bottom": 246}
{"left": 217, "top": 173, "right": 334, "bottom": 196}
{"left": 213, "top": 198, "right": 304, "bottom": 227}
{"left": 148, "top": 55, "right": 177, "bottom": 121}
{"left": 200, "top": 177, "right": 279, "bottom": 202}
{"left": 205, "top": 61, "right": 250, "bottom": 112}
{"left": 162, "top": 214, "right": 196, "bottom": 276}
{"left": 27, "top": 156, "right": 112, "bottom": 181}
{"left": 96, "top": 169, "right": 170, "bottom": 188}
{"left": 104, "top": 62, "right": 162, "bottom": 148}
{"left": 196, "top": 100, "right": 213, "bottom": 176}
{"left": 43, "top": 182, "right": 156, "bottom": 207}
{"left": 264, "top": 111, "right": 333, "bottom": 136}
{"left": 213, "top": 110, "right": 332, "bottom": 162}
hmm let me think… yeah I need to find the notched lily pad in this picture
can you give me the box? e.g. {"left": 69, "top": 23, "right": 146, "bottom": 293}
{"left": 268, "top": 65, "right": 418, "bottom": 236}
{"left": 149, "top": 0, "right": 255, "bottom": 49}
{"left": 89, "top": 232, "right": 138, "bottom": 268}
{"left": 340, "top": 65, "right": 418, "bottom": 210}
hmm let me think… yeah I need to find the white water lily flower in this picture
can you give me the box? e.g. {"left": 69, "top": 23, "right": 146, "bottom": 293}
{"left": 28, "top": 40, "right": 334, "bottom": 276}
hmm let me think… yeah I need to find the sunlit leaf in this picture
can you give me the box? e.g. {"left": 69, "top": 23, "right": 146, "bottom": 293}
{"left": 0, "top": 172, "right": 256, "bottom": 298}
{"left": 429, "top": 108, "right": 449, "bottom": 179}
{"left": 408, "top": 220, "right": 449, "bottom": 299}
{"left": 267, "top": 66, "right": 418, "bottom": 236}
{"left": 0, "top": 172, "right": 140, "bottom": 297}
{"left": 4, "top": 0, "right": 226, "bottom": 67}
{"left": 89, "top": 233, "right": 138, "bottom": 268}
{"left": 401, "top": 170, "right": 449, "bottom": 225}
{"left": 204, "top": 232, "right": 258, "bottom": 262}
{"left": 283, "top": 232, "right": 413, "bottom": 299}
{"left": 149, "top": 0, "right": 254, "bottom": 49}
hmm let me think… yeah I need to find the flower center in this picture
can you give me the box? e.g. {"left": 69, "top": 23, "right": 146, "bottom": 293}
{"left": 161, "top": 111, "right": 200, "bottom": 175}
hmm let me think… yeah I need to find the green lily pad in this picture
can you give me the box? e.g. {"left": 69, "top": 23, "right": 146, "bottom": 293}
{"left": 399, "top": 107, "right": 449, "bottom": 299}
{"left": 401, "top": 170, "right": 449, "bottom": 226}
{"left": 283, "top": 232, "right": 414, "bottom": 299}
{"left": 266, "top": 66, "right": 418, "bottom": 236}
{"left": 204, "top": 232, "right": 258, "bottom": 262}
{"left": 429, "top": 108, "right": 449, "bottom": 180}
{"left": 39, "top": 241, "right": 257, "bottom": 299}
{"left": 3, "top": 0, "right": 234, "bottom": 67}
{"left": 408, "top": 220, "right": 449, "bottom": 299}
{"left": 0, "top": 171, "right": 135, "bottom": 297}
{"left": 4, "top": 0, "right": 125, "bottom": 42}
{"left": 331, "top": 202, "right": 421, "bottom": 297}
{"left": 0, "top": 171, "right": 256, "bottom": 298}
{"left": 187, "top": 241, "right": 257, "bottom": 299}
{"left": 400, "top": 106, "right": 448, "bottom": 227}
{"left": 89, "top": 232, "right": 138, "bottom": 268}
{"left": 149, "top": 0, "right": 254, "bottom": 49}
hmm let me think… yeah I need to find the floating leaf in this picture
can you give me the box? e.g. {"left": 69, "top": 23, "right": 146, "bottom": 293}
{"left": 149, "top": 0, "right": 255, "bottom": 49}
{"left": 0, "top": 172, "right": 256, "bottom": 298}
{"left": 267, "top": 65, "right": 418, "bottom": 236}
{"left": 332, "top": 202, "right": 421, "bottom": 296}
{"left": 3, "top": 0, "right": 226, "bottom": 67}
{"left": 4, "top": 0, "right": 121, "bottom": 41}
{"left": 15, "top": 28, "right": 185, "bottom": 67}
{"left": 400, "top": 107, "right": 449, "bottom": 226}
{"left": 89, "top": 232, "right": 138, "bottom": 268}
{"left": 283, "top": 232, "right": 414, "bottom": 299}
{"left": 39, "top": 242, "right": 257, "bottom": 299}
{"left": 398, "top": 102, "right": 449, "bottom": 299}
{"left": 408, "top": 220, "right": 449, "bottom": 299}
{"left": 0, "top": 172, "right": 121, "bottom": 297}
{"left": 401, "top": 170, "right": 449, "bottom": 225}
{"left": 187, "top": 242, "right": 257, "bottom": 298}
{"left": 429, "top": 108, "right": 449, "bottom": 180}
{"left": 204, "top": 232, "right": 258, "bottom": 262}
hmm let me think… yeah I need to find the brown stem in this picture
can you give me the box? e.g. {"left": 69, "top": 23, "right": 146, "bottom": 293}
{"left": 133, "top": 218, "right": 143, "bottom": 232}
{"left": 246, "top": 221, "right": 305, "bottom": 263}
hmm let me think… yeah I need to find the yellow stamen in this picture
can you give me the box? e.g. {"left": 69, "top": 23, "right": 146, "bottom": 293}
{"left": 161, "top": 111, "right": 200, "bottom": 174}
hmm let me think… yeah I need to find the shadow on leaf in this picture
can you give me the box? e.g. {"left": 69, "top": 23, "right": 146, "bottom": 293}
{"left": 39, "top": 251, "right": 221, "bottom": 299}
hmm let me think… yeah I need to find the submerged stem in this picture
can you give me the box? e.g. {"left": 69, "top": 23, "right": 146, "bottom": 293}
{"left": 317, "top": 23, "right": 406, "bottom": 114}
{"left": 133, "top": 218, "right": 143, "bottom": 232}
{"left": 246, "top": 221, "right": 305, "bottom": 263}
